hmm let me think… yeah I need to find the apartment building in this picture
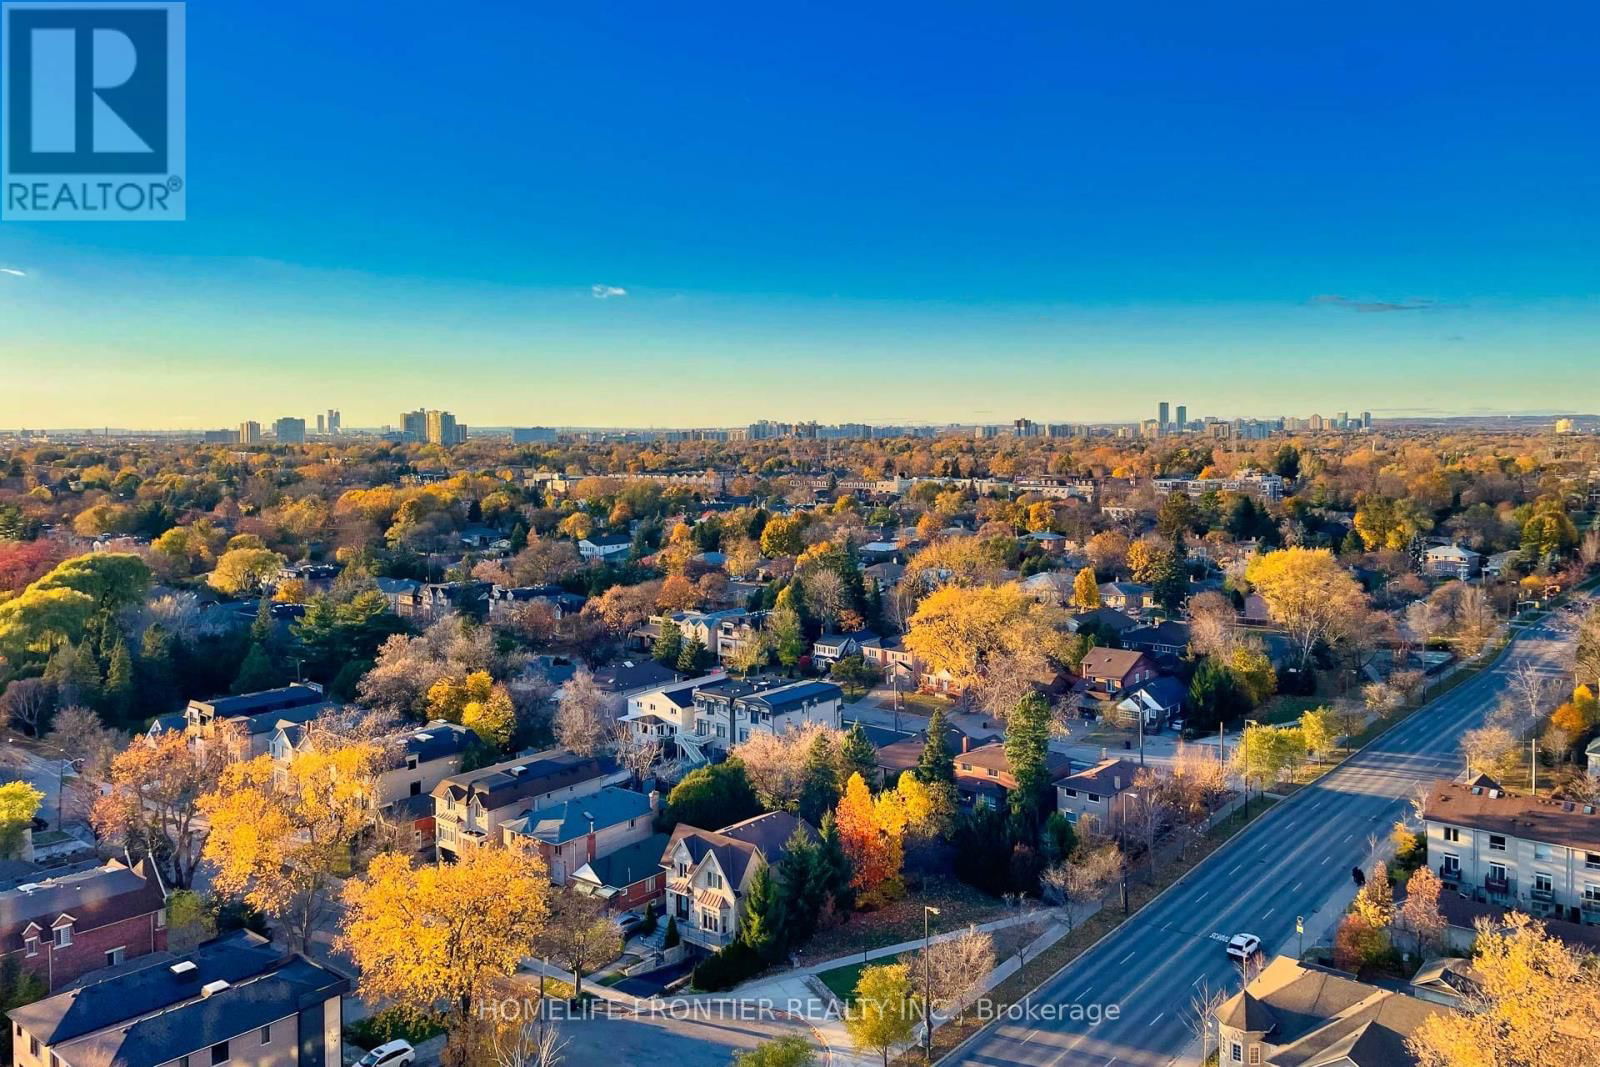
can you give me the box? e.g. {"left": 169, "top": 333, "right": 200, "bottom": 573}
{"left": 1421, "top": 774, "right": 1600, "bottom": 925}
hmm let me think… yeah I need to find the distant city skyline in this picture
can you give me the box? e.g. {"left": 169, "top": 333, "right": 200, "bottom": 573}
{"left": 5, "top": 2, "right": 1600, "bottom": 428}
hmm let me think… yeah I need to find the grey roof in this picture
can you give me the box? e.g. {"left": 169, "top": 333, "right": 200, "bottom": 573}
{"left": 399, "top": 721, "right": 474, "bottom": 763}
{"left": 433, "top": 750, "right": 619, "bottom": 811}
{"left": 244, "top": 702, "right": 330, "bottom": 736}
{"left": 591, "top": 658, "right": 679, "bottom": 693}
{"left": 1127, "top": 675, "right": 1187, "bottom": 709}
{"left": 663, "top": 812, "right": 815, "bottom": 887}
{"left": 9, "top": 931, "right": 348, "bottom": 1065}
{"left": 738, "top": 679, "right": 842, "bottom": 714}
{"left": 576, "top": 832, "right": 673, "bottom": 890}
{"left": 187, "top": 684, "right": 325, "bottom": 721}
{"left": 0, "top": 859, "right": 165, "bottom": 952}
{"left": 507, "top": 786, "right": 654, "bottom": 845}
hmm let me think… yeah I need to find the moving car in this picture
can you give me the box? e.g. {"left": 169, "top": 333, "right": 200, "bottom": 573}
{"left": 357, "top": 1040, "right": 416, "bottom": 1066}
{"left": 1225, "top": 933, "right": 1261, "bottom": 963}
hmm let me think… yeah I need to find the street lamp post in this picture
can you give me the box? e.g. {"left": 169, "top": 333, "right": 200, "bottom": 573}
{"left": 923, "top": 905, "right": 941, "bottom": 1063}
{"left": 7, "top": 737, "right": 68, "bottom": 831}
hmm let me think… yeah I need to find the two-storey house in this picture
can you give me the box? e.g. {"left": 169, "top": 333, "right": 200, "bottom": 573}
{"left": 660, "top": 812, "right": 815, "bottom": 952}
{"left": 180, "top": 684, "right": 333, "bottom": 759}
{"left": 954, "top": 742, "right": 1074, "bottom": 809}
{"left": 1055, "top": 758, "right": 1139, "bottom": 829}
{"left": 432, "top": 749, "right": 626, "bottom": 861}
{"left": 8, "top": 931, "right": 349, "bottom": 1067}
{"left": 501, "top": 786, "right": 659, "bottom": 885}
{"left": 0, "top": 858, "right": 167, "bottom": 991}
{"left": 1422, "top": 774, "right": 1600, "bottom": 925}
{"left": 689, "top": 679, "right": 844, "bottom": 754}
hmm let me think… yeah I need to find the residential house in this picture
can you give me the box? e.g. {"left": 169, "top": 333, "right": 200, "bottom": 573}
{"left": 8, "top": 930, "right": 349, "bottom": 1067}
{"left": 636, "top": 609, "right": 766, "bottom": 666}
{"left": 1055, "top": 758, "right": 1139, "bottom": 829}
{"left": 812, "top": 631, "right": 876, "bottom": 666}
{"left": 374, "top": 576, "right": 422, "bottom": 615}
{"left": 571, "top": 832, "right": 673, "bottom": 913}
{"left": 660, "top": 812, "right": 815, "bottom": 952}
{"left": 953, "top": 741, "right": 1073, "bottom": 809}
{"left": 578, "top": 533, "right": 633, "bottom": 563}
{"left": 1066, "top": 607, "right": 1139, "bottom": 639}
{"left": 1214, "top": 955, "right": 1442, "bottom": 1067}
{"left": 1021, "top": 570, "right": 1076, "bottom": 607}
{"left": 1114, "top": 676, "right": 1187, "bottom": 730}
{"left": 180, "top": 684, "right": 333, "bottom": 759}
{"left": 395, "top": 579, "right": 492, "bottom": 622}
{"left": 1485, "top": 550, "right": 1520, "bottom": 579}
{"left": 486, "top": 583, "right": 587, "bottom": 621}
{"left": 501, "top": 786, "right": 659, "bottom": 885}
{"left": 1025, "top": 530, "right": 1069, "bottom": 554}
{"left": 874, "top": 725, "right": 993, "bottom": 787}
{"left": 1097, "top": 581, "right": 1149, "bottom": 615}
{"left": 1423, "top": 544, "right": 1482, "bottom": 580}
{"left": 1421, "top": 774, "right": 1600, "bottom": 924}
{"left": 688, "top": 678, "right": 844, "bottom": 754}
{"left": 1121, "top": 621, "right": 1192, "bottom": 658}
{"left": 582, "top": 658, "right": 690, "bottom": 720}
{"left": 1078, "top": 649, "right": 1158, "bottom": 695}
{"left": 432, "top": 749, "right": 626, "bottom": 861}
{"left": 0, "top": 859, "right": 167, "bottom": 992}
{"left": 859, "top": 634, "right": 919, "bottom": 687}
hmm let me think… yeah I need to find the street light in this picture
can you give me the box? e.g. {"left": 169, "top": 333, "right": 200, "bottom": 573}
{"left": 923, "top": 905, "right": 941, "bottom": 1063}
{"left": 6, "top": 737, "right": 70, "bottom": 831}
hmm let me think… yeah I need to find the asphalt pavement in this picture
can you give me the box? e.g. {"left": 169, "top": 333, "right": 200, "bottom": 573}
{"left": 951, "top": 611, "right": 1581, "bottom": 1067}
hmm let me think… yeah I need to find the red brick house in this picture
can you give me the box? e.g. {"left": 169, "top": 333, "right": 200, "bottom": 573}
{"left": 0, "top": 858, "right": 167, "bottom": 991}
{"left": 1076, "top": 648, "right": 1158, "bottom": 695}
{"left": 570, "top": 832, "right": 671, "bottom": 912}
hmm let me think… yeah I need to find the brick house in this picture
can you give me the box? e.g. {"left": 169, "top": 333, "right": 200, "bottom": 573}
{"left": 432, "top": 749, "right": 627, "bottom": 861}
{"left": 953, "top": 742, "right": 1074, "bottom": 809}
{"left": 1077, "top": 648, "right": 1158, "bottom": 695}
{"left": 571, "top": 832, "right": 672, "bottom": 912}
{"left": 501, "top": 786, "right": 660, "bottom": 885}
{"left": 0, "top": 858, "right": 168, "bottom": 992}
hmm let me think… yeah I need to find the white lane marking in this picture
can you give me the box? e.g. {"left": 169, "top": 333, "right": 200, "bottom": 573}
{"left": 1150, "top": 1011, "right": 1166, "bottom": 1026}
{"left": 1321, "top": 856, "right": 1330, "bottom": 866}
{"left": 1344, "top": 833, "right": 1355, "bottom": 842}
{"left": 1292, "top": 881, "right": 1303, "bottom": 893}
{"left": 1195, "top": 890, "right": 1209, "bottom": 902}
{"left": 1263, "top": 907, "right": 1275, "bottom": 919}
{"left": 1228, "top": 864, "right": 1241, "bottom": 875}
{"left": 1120, "top": 950, "right": 1136, "bottom": 965}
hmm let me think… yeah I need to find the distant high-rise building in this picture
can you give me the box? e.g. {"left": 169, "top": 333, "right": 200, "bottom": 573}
{"left": 202, "top": 429, "right": 234, "bottom": 444}
{"left": 326, "top": 409, "right": 341, "bottom": 434}
{"left": 1362, "top": 411, "right": 1372, "bottom": 429}
{"left": 273, "top": 417, "right": 306, "bottom": 444}
{"left": 1013, "top": 418, "right": 1039, "bottom": 438}
{"left": 512, "top": 427, "right": 557, "bottom": 444}
{"left": 425, "top": 410, "right": 460, "bottom": 446}
{"left": 238, "top": 421, "right": 261, "bottom": 445}
{"left": 1175, "top": 405, "right": 1187, "bottom": 430}
{"left": 316, "top": 414, "right": 325, "bottom": 433}
{"left": 1336, "top": 411, "right": 1349, "bottom": 430}
{"left": 401, "top": 409, "right": 427, "bottom": 442}
{"left": 1158, "top": 401, "right": 1170, "bottom": 429}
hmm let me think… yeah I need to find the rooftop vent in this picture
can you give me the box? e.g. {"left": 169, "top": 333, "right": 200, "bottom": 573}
{"left": 169, "top": 961, "right": 198, "bottom": 978}
{"left": 14, "top": 883, "right": 42, "bottom": 894}
{"left": 200, "top": 979, "right": 231, "bottom": 998}
{"left": 511, "top": 766, "right": 528, "bottom": 775}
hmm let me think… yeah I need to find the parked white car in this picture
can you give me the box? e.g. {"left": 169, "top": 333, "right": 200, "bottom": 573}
{"left": 357, "top": 1040, "right": 416, "bottom": 1067}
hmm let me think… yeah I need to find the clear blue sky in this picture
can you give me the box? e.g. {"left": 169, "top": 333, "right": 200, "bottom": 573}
{"left": 3, "top": 1, "right": 1599, "bottom": 429}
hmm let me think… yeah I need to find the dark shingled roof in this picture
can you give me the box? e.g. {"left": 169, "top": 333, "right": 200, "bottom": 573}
{"left": 0, "top": 858, "right": 165, "bottom": 954}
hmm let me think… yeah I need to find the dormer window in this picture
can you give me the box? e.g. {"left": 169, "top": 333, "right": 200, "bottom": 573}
{"left": 54, "top": 923, "right": 72, "bottom": 948}
{"left": 24, "top": 936, "right": 38, "bottom": 957}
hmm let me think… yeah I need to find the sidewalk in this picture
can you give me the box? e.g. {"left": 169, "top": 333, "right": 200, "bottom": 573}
{"left": 774, "top": 908, "right": 1062, "bottom": 978}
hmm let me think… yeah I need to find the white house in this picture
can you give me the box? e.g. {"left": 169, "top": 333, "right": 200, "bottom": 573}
{"left": 660, "top": 812, "right": 814, "bottom": 951}
{"left": 578, "top": 533, "right": 632, "bottom": 562}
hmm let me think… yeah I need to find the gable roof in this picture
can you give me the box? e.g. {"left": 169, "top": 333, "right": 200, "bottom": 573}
{"left": 573, "top": 832, "right": 673, "bottom": 892}
{"left": 433, "top": 750, "right": 619, "bottom": 811}
{"left": 1058, "top": 758, "right": 1138, "bottom": 797}
{"left": 506, "top": 786, "right": 654, "bottom": 845}
{"left": 1078, "top": 647, "right": 1151, "bottom": 680}
{"left": 662, "top": 812, "right": 815, "bottom": 888}
{"left": 186, "top": 684, "right": 325, "bottom": 721}
{"left": 0, "top": 859, "right": 165, "bottom": 952}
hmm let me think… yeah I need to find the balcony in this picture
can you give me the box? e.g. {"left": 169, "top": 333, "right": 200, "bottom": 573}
{"left": 1438, "top": 865, "right": 1461, "bottom": 885}
{"left": 1484, "top": 873, "right": 1516, "bottom": 896}
{"left": 1531, "top": 886, "right": 1556, "bottom": 903}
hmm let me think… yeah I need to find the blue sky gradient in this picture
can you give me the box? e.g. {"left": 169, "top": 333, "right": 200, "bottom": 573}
{"left": 3, "top": 1, "right": 1598, "bottom": 428}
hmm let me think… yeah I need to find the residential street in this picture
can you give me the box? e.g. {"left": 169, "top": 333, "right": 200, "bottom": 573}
{"left": 951, "top": 611, "right": 1582, "bottom": 1067}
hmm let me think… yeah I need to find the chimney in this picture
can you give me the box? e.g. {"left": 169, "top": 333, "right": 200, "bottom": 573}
{"left": 584, "top": 812, "right": 597, "bottom": 862}
{"left": 961, "top": 735, "right": 970, "bottom": 754}
{"left": 648, "top": 789, "right": 661, "bottom": 813}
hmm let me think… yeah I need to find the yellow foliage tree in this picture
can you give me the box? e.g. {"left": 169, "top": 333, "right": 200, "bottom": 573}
{"left": 834, "top": 773, "right": 905, "bottom": 909}
{"left": 339, "top": 846, "right": 551, "bottom": 1063}
{"left": 1407, "top": 912, "right": 1600, "bottom": 1067}
{"left": 202, "top": 742, "right": 383, "bottom": 951}
{"left": 902, "top": 582, "right": 1068, "bottom": 692}
{"left": 1071, "top": 566, "right": 1099, "bottom": 609}
{"left": 1244, "top": 548, "right": 1367, "bottom": 671}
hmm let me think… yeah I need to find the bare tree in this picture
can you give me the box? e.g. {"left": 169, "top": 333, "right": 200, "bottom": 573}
{"left": 1, "top": 678, "right": 57, "bottom": 736}
{"left": 1041, "top": 841, "right": 1122, "bottom": 931}
{"left": 553, "top": 668, "right": 608, "bottom": 756}
{"left": 1187, "top": 980, "right": 1227, "bottom": 1065}
{"left": 609, "top": 719, "right": 662, "bottom": 786}
{"left": 1507, "top": 660, "right": 1559, "bottom": 734}
{"left": 487, "top": 1015, "right": 567, "bottom": 1067}
{"left": 534, "top": 887, "right": 622, "bottom": 999}
{"left": 44, "top": 704, "right": 124, "bottom": 821}
{"left": 920, "top": 926, "right": 996, "bottom": 1024}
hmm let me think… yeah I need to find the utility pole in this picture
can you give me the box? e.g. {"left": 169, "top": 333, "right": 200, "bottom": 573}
{"left": 1531, "top": 738, "right": 1538, "bottom": 794}
{"left": 923, "top": 905, "right": 941, "bottom": 1063}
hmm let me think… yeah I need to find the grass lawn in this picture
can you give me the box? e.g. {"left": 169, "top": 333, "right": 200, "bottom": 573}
{"left": 792, "top": 877, "right": 1010, "bottom": 967}
{"left": 1259, "top": 694, "right": 1325, "bottom": 726}
{"left": 817, "top": 961, "right": 870, "bottom": 1003}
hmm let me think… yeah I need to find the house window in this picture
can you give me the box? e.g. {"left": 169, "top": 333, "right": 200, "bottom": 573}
{"left": 986, "top": 767, "right": 997, "bottom": 778}
{"left": 1087, "top": 793, "right": 1100, "bottom": 803}
{"left": 1065, "top": 811, "right": 1078, "bottom": 824}
{"left": 105, "top": 946, "right": 125, "bottom": 967}
{"left": 706, "top": 871, "right": 723, "bottom": 890}
{"left": 1534, "top": 842, "right": 1555, "bottom": 861}
{"left": 260, "top": 1024, "right": 271, "bottom": 1044}
{"left": 1063, "top": 789, "right": 1078, "bottom": 799}
{"left": 407, "top": 755, "right": 419, "bottom": 770}
{"left": 24, "top": 937, "right": 37, "bottom": 957}
{"left": 1442, "top": 854, "right": 1460, "bottom": 875}
{"left": 1584, "top": 884, "right": 1600, "bottom": 904}
{"left": 1443, "top": 827, "right": 1460, "bottom": 843}
{"left": 1489, "top": 835, "right": 1506, "bottom": 852}
{"left": 178, "top": 1056, "right": 190, "bottom": 1067}
{"left": 1535, "top": 873, "right": 1553, "bottom": 895}
{"left": 1588, "top": 853, "right": 1600, "bottom": 871}
{"left": 54, "top": 925, "right": 72, "bottom": 948}
{"left": 211, "top": 1039, "right": 230, "bottom": 1065}
{"left": 1249, "top": 1045, "right": 1261, "bottom": 1066}
{"left": 1489, "top": 863, "right": 1508, "bottom": 886}
{"left": 410, "top": 781, "right": 422, "bottom": 797}
{"left": 155, "top": 908, "right": 166, "bottom": 929}
{"left": 1231, "top": 1041, "right": 1242, "bottom": 1062}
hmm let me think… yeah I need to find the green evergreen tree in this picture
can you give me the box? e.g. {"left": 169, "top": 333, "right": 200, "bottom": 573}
{"left": 231, "top": 642, "right": 279, "bottom": 695}
{"left": 798, "top": 730, "right": 843, "bottom": 825}
{"left": 102, "top": 638, "right": 134, "bottom": 722}
{"left": 677, "top": 635, "right": 707, "bottom": 673}
{"left": 250, "top": 597, "right": 273, "bottom": 644}
{"left": 773, "top": 827, "right": 823, "bottom": 947}
{"left": 915, "top": 706, "right": 955, "bottom": 786}
{"left": 736, "top": 865, "right": 784, "bottom": 962}
{"left": 839, "top": 721, "right": 878, "bottom": 785}
{"left": 44, "top": 640, "right": 101, "bottom": 708}
{"left": 653, "top": 619, "right": 683, "bottom": 665}
{"left": 769, "top": 586, "right": 807, "bottom": 670}
{"left": 1004, "top": 691, "right": 1052, "bottom": 835}
{"left": 815, "top": 810, "right": 855, "bottom": 912}
{"left": 663, "top": 915, "right": 680, "bottom": 949}
{"left": 138, "top": 623, "right": 177, "bottom": 711}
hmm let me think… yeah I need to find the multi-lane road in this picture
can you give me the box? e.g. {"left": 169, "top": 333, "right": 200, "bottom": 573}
{"left": 954, "top": 609, "right": 1582, "bottom": 1067}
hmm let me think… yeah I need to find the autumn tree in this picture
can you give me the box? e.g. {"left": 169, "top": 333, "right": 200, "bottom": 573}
{"left": 834, "top": 772, "right": 905, "bottom": 908}
{"left": 1407, "top": 912, "right": 1600, "bottom": 1067}
{"left": 0, "top": 781, "right": 43, "bottom": 860}
{"left": 208, "top": 546, "right": 287, "bottom": 596}
{"left": 553, "top": 667, "right": 607, "bottom": 756}
{"left": 1352, "top": 860, "right": 1396, "bottom": 929}
{"left": 845, "top": 963, "right": 918, "bottom": 1067}
{"left": 203, "top": 740, "right": 383, "bottom": 951}
{"left": 902, "top": 582, "right": 1069, "bottom": 694}
{"left": 429, "top": 669, "right": 518, "bottom": 748}
{"left": 339, "top": 846, "right": 550, "bottom": 1065}
{"left": 919, "top": 925, "right": 995, "bottom": 1024}
{"left": 1397, "top": 865, "right": 1447, "bottom": 957}
{"left": 1041, "top": 839, "right": 1122, "bottom": 931}
{"left": 1299, "top": 706, "right": 1342, "bottom": 762}
{"left": 535, "top": 885, "right": 622, "bottom": 999}
{"left": 1071, "top": 566, "right": 1100, "bottom": 609}
{"left": 92, "top": 728, "right": 234, "bottom": 888}
{"left": 1244, "top": 547, "right": 1368, "bottom": 671}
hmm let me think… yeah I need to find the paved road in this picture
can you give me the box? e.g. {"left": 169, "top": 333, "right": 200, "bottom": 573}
{"left": 953, "top": 612, "right": 1580, "bottom": 1067}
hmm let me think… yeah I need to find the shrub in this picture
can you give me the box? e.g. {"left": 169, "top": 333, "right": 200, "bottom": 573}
{"left": 692, "top": 941, "right": 763, "bottom": 991}
{"left": 344, "top": 1008, "right": 446, "bottom": 1051}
